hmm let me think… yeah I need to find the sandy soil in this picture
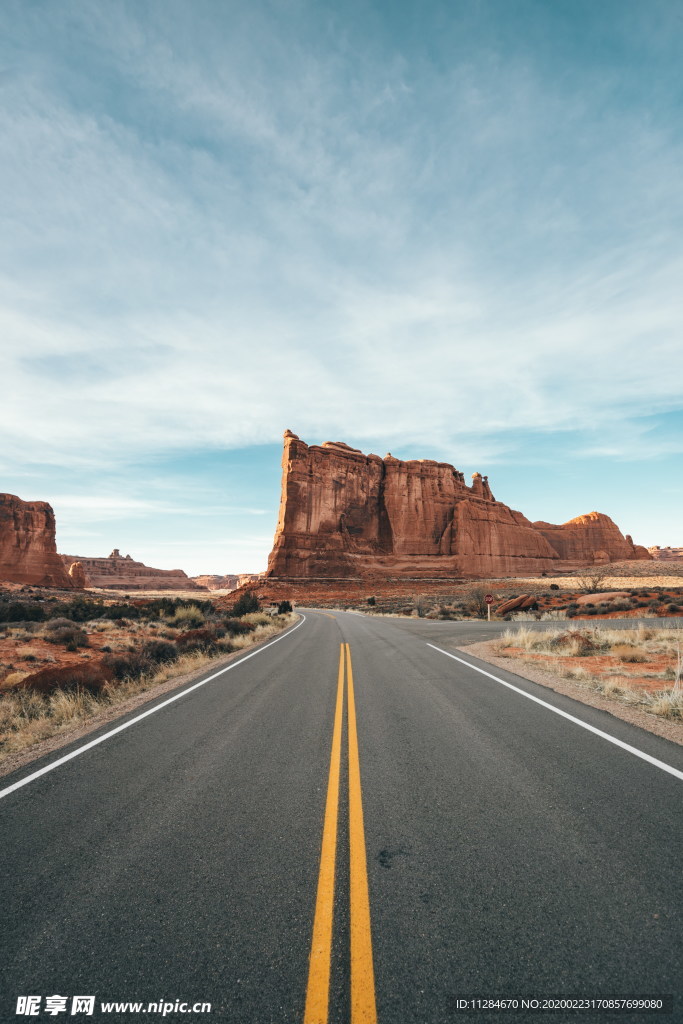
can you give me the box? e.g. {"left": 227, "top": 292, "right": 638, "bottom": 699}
{"left": 459, "top": 640, "right": 683, "bottom": 746}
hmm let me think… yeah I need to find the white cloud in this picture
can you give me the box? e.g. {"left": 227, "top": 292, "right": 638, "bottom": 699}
{"left": 1, "top": 0, "right": 682, "bottom": 476}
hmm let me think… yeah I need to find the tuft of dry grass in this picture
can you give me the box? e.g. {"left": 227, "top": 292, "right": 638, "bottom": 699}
{"left": 611, "top": 644, "right": 648, "bottom": 662}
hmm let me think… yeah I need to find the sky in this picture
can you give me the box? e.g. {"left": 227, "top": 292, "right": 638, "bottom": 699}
{"left": 1, "top": 0, "right": 682, "bottom": 575}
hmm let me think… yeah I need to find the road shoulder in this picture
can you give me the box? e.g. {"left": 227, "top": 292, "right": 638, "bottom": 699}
{"left": 459, "top": 639, "right": 683, "bottom": 746}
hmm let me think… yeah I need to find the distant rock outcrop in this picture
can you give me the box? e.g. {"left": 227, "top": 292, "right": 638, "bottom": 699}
{"left": 59, "top": 551, "right": 203, "bottom": 591}
{"left": 191, "top": 574, "right": 241, "bottom": 591}
{"left": 0, "top": 494, "right": 74, "bottom": 588}
{"left": 67, "top": 561, "right": 91, "bottom": 589}
{"left": 266, "top": 432, "right": 651, "bottom": 580}
{"left": 191, "top": 572, "right": 265, "bottom": 591}
{"left": 648, "top": 546, "right": 683, "bottom": 560}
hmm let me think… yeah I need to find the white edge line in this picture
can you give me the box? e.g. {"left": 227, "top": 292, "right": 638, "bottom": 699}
{"left": 0, "top": 615, "right": 307, "bottom": 802}
{"left": 426, "top": 643, "right": 683, "bottom": 783}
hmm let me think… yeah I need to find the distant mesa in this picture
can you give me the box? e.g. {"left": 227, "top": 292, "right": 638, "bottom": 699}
{"left": 59, "top": 551, "right": 203, "bottom": 591}
{"left": 265, "top": 431, "right": 652, "bottom": 580}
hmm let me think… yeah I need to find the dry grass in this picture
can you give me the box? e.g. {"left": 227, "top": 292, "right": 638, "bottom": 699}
{"left": 0, "top": 614, "right": 295, "bottom": 763}
{"left": 495, "top": 624, "right": 683, "bottom": 720}
{"left": 611, "top": 644, "right": 648, "bottom": 662}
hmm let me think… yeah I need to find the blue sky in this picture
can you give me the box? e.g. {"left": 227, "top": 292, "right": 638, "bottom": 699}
{"left": 1, "top": 0, "right": 681, "bottom": 575}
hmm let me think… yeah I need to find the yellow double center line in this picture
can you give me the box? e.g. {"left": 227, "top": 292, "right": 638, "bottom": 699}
{"left": 304, "top": 643, "right": 377, "bottom": 1024}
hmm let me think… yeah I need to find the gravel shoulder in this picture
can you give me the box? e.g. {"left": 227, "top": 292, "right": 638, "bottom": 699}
{"left": 459, "top": 639, "right": 683, "bottom": 746}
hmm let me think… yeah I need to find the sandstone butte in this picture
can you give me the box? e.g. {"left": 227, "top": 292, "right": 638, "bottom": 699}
{"left": 0, "top": 493, "right": 74, "bottom": 588}
{"left": 59, "top": 549, "right": 204, "bottom": 591}
{"left": 265, "top": 431, "right": 652, "bottom": 581}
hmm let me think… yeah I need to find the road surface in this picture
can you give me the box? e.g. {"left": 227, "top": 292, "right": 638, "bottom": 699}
{"left": 1, "top": 611, "right": 681, "bottom": 1022}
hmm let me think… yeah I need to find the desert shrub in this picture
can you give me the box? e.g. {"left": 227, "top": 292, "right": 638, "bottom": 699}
{"left": 56, "top": 598, "right": 107, "bottom": 622}
{"left": 43, "top": 617, "right": 75, "bottom": 630}
{"left": 667, "top": 603, "right": 681, "bottom": 613}
{"left": 576, "top": 568, "right": 610, "bottom": 593}
{"left": 167, "top": 605, "right": 206, "bottom": 628}
{"left": 44, "top": 623, "right": 89, "bottom": 647}
{"left": 231, "top": 591, "right": 260, "bottom": 617}
{"left": 549, "top": 631, "right": 602, "bottom": 656}
{"left": 142, "top": 640, "right": 179, "bottom": 664}
{"left": 137, "top": 597, "right": 212, "bottom": 621}
{"left": 366, "top": 596, "right": 376, "bottom": 606}
{"left": 112, "top": 603, "right": 142, "bottom": 620}
{"left": 103, "top": 651, "right": 149, "bottom": 681}
{"left": 223, "top": 617, "right": 255, "bottom": 636}
{"left": 609, "top": 600, "right": 633, "bottom": 612}
{"left": 241, "top": 612, "right": 273, "bottom": 627}
{"left": 278, "top": 600, "right": 293, "bottom": 614}
{"left": 0, "top": 601, "right": 47, "bottom": 623}
{"left": 176, "top": 628, "right": 216, "bottom": 649}
{"left": 550, "top": 584, "right": 560, "bottom": 590}
{"left": 465, "top": 587, "right": 489, "bottom": 619}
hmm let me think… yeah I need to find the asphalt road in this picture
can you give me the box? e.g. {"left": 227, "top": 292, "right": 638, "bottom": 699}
{"left": 1, "top": 611, "right": 681, "bottom": 1024}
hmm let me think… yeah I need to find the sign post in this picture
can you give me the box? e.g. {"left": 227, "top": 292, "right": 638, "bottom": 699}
{"left": 485, "top": 593, "right": 493, "bottom": 621}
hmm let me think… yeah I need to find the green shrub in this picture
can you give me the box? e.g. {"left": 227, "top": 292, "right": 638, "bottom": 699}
{"left": 57, "top": 598, "right": 107, "bottom": 622}
{"left": 278, "top": 600, "right": 293, "bottom": 614}
{"left": 0, "top": 601, "right": 47, "bottom": 623}
{"left": 231, "top": 591, "right": 260, "bottom": 617}
{"left": 107, "top": 604, "right": 141, "bottom": 620}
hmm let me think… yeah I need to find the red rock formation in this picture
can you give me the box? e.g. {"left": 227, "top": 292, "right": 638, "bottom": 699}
{"left": 67, "top": 561, "right": 90, "bottom": 589}
{"left": 191, "top": 574, "right": 240, "bottom": 591}
{"left": 533, "top": 514, "right": 648, "bottom": 565}
{"left": 495, "top": 595, "right": 538, "bottom": 615}
{"left": 0, "top": 494, "right": 74, "bottom": 588}
{"left": 648, "top": 546, "right": 683, "bottom": 560}
{"left": 266, "top": 432, "right": 651, "bottom": 580}
{"left": 59, "top": 551, "right": 203, "bottom": 591}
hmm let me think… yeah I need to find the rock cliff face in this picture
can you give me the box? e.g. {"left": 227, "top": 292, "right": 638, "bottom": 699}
{"left": 59, "top": 551, "right": 203, "bottom": 591}
{"left": 0, "top": 494, "right": 74, "bottom": 588}
{"left": 266, "top": 432, "right": 651, "bottom": 579}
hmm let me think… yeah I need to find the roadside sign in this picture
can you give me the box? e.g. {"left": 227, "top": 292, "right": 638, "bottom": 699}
{"left": 484, "top": 594, "right": 493, "bottom": 604}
